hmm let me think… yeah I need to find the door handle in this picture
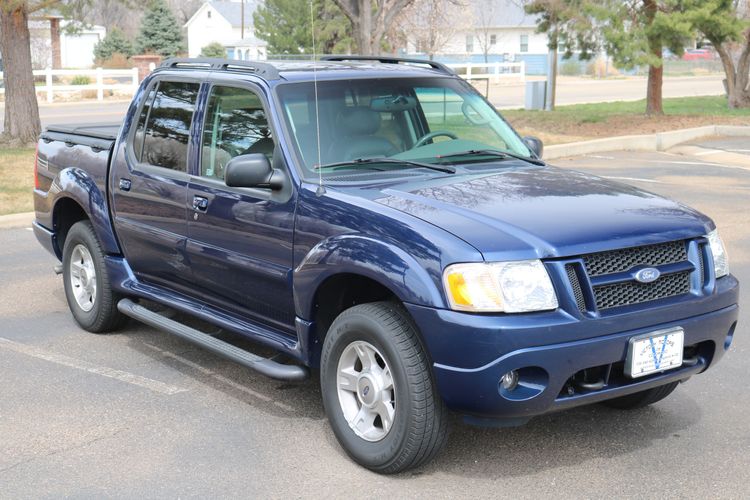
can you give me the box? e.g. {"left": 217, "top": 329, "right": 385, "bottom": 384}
{"left": 119, "top": 178, "right": 131, "bottom": 191}
{"left": 192, "top": 195, "right": 209, "bottom": 212}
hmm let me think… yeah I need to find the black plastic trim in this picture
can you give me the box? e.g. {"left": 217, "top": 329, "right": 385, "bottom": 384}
{"left": 117, "top": 299, "right": 309, "bottom": 381}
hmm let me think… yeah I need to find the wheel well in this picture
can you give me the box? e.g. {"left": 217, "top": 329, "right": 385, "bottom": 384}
{"left": 313, "top": 273, "right": 397, "bottom": 345}
{"left": 53, "top": 198, "right": 88, "bottom": 256}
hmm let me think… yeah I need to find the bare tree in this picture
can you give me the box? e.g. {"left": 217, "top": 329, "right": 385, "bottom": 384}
{"left": 473, "top": 0, "right": 498, "bottom": 63}
{"left": 398, "top": 0, "right": 467, "bottom": 60}
{"left": 332, "top": 0, "right": 416, "bottom": 55}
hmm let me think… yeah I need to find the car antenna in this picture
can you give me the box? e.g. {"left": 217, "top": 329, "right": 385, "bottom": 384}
{"left": 310, "top": 0, "right": 325, "bottom": 196}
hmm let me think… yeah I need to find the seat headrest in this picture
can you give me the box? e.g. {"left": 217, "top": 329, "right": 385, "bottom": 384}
{"left": 338, "top": 107, "right": 381, "bottom": 136}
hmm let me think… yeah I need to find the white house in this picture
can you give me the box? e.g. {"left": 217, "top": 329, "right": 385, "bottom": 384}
{"left": 184, "top": 0, "right": 267, "bottom": 60}
{"left": 405, "top": 0, "right": 550, "bottom": 74}
{"left": 27, "top": 17, "right": 106, "bottom": 69}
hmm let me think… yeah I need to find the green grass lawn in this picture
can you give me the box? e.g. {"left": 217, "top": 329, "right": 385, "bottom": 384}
{"left": 502, "top": 96, "right": 750, "bottom": 144}
{"left": 0, "top": 147, "right": 35, "bottom": 216}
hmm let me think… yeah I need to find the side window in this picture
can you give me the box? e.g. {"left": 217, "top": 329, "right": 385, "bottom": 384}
{"left": 138, "top": 81, "right": 200, "bottom": 171}
{"left": 200, "top": 86, "right": 274, "bottom": 180}
{"left": 132, "top": 85, "right": 157, "bottom": 162}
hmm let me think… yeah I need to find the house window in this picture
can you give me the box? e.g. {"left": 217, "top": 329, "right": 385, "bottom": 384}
{"left": 466, "top": 35, "right": 474, "bottom": 52}
{"left": 490, "top": 34, "right": 497, "bottom": 45}
{"left": 520, "top": 34, "right": 529, "bottom": 53}
{"left": 207, "top": 10, "right": 211, "bottom": 18}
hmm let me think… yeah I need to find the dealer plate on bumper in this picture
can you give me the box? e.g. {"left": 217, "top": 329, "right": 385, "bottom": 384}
{"left": 625, "top": 327, "right": 684, "bottom": 378}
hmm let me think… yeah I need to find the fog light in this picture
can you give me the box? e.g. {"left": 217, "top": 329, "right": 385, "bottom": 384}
{"left": 501, "top": 370, "right": 519, "bottom": 391}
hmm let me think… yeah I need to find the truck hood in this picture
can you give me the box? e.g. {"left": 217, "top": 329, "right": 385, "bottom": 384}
{"left": 374, "top": 166, "right": 712, "bottom": 259}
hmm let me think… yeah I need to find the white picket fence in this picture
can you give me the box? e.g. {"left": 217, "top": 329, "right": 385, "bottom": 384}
{"left": 446, "top": 61, "right": 526, "bottom": 84}
{"left": 0, "top": 67, "right": 140, "bottom": 103}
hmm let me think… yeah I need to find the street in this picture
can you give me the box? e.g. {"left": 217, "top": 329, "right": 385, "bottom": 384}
{"left": 1, "top": 143, "right": 748, "bottom": 498}
{"left": 0, "top": 74, "right": 727, "bottom": 133}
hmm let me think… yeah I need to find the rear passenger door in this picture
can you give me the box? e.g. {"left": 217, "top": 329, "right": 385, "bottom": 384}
{"left": 110, "top": 78, "right": 201, "bottom": 289}
{"left": 185, "top": 81, "right": 297, "bottom": 332}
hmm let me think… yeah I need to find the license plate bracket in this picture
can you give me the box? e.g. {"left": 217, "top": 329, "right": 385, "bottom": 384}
{"left": 625, "top": 327, "right": 684, "bottom": 378}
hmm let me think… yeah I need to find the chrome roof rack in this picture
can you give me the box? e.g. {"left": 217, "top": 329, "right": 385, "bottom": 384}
{"left": 159, "top": 57, "right": 281, "bottom": 80}
{"left": 320, "top": 55, "right": 454, "bottom": 75}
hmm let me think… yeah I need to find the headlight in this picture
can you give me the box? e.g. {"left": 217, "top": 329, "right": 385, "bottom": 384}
{"left": 706, "top": 229, "right": 729, "bottom": 278}
{"left": 443, "top": 260, "right": 558, "bottom": 313}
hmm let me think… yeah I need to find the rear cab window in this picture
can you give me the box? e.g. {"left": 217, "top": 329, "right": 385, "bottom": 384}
{"left": 131, "top": 80, "right": 201, "bottom": 172}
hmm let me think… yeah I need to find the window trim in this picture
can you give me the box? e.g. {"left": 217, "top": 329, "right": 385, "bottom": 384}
{"left": 125, "top": 74, "right": 203, "bottom": 180}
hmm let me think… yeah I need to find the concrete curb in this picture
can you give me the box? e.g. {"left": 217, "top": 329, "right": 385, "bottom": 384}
{"left": 544, "top": 125, "right": 750, "bottom": 160}
{"left": 0, "top": 212, "right": 34, "bottom": 229}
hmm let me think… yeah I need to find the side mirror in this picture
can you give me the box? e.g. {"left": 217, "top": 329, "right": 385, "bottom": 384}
{"left": 522, "top": 136, "right": 544, "bottom": 159}
{"left": 224, "top": 153, "right": 284, "bottom": 190}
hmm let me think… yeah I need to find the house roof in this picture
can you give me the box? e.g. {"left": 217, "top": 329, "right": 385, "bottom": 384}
{"left": 474, "top": 0, "right": 538, "bottom": 28}
{"left": 186, "top": 0, "right": 263, "bottom": 29}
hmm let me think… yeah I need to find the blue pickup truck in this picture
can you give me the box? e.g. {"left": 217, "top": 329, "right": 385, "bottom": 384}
{"left": 33, "top": 57, "right": 739, "bottom": 473}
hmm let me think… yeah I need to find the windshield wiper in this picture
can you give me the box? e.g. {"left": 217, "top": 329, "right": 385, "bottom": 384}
{"left": 436, "top": 149, "right": 545, "bottom": 166}
{"left": 314, "top": 157, "right": 456, "bottom": 174}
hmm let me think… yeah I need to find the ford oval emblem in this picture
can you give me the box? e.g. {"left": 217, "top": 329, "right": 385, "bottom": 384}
{"left": 635, "top": 267, "right": 661, "bottom": 283}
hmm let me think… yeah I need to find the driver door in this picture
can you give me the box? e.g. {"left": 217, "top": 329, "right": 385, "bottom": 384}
{"left": 185, "top": 81, "right": 297, "bottom": 332}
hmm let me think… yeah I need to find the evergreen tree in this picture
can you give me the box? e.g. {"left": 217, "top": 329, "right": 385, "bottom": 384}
{"left": 591, "top": 0, "right": 693, "bottom": 115}
{"left": 525, "top": 0, "right": 598, "bottom": 110}
{"left": 200, "top": 42, "right": 227, "bottom": 58}
{"left": 135, "top": 0, "right": 184, "bottom": 57}
{"left": 685, "top": 0, "right": 750, "bottom": 108}
{"left": 94, "top": 27, "right": 134, "bottom": 61}
{"left": 253, "top": 0, "right": 351, "bottom": 55}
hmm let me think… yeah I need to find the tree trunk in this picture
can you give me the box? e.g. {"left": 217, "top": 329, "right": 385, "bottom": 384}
{"left": 0, "top": 4, "right": 41, "bottom": 145}
{"left": 545, "top": 47, "right": 557, "bottom": 111}
{"left": 646, "top": 62, "right": 663, "bottom": 115}
{"left": 643, "top": 0, "right": 663, "bottom": 116}
{"left": 714, "top": 37, "right": 750, "bottom": 109}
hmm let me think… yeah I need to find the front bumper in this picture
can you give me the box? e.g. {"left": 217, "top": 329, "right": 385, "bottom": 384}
{"left": 406, "top": 274, "right": 739, "bottom": 420}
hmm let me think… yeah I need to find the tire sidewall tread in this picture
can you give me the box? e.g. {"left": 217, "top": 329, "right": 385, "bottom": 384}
{"left": 62, "top": 221, "right": 124, "bottom": 333}
{"left": 320, "top": 301, "right": 448, "bottom": 474}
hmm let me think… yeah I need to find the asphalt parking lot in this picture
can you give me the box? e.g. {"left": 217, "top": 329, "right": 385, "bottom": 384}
{"left": 1, "top": 146, "right": 748, "bottom": 498}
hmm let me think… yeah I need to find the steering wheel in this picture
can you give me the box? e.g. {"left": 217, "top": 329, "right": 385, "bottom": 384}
{"left": 413, "top": 131, "right": 458, "bottom": 148}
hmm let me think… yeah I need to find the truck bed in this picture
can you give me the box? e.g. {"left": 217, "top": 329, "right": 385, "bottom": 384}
{"left": 41, "top": 123, "right": 120, "bottom": 152}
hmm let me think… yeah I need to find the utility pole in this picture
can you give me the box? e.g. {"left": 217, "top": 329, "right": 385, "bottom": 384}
{"left": 241, "top": 0, "right": 245, "bottom": 39}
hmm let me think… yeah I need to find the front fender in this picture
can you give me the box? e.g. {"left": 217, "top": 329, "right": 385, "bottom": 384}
{"left": 293, "top": 234, "right": 447, "bottom": 320}
{"left": 53, "top": 167, "right": 121, "bottom": 255}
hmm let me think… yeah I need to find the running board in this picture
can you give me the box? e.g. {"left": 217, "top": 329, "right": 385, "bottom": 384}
{"left": 117, "top": 299, "right": 309, "bottom": 381}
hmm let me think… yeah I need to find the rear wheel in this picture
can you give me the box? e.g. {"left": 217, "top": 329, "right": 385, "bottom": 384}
{"left": 320, "top": 302, "right": 448, "bottom": 474}
{"left": 602, "top": 381, "right": 679, "bottom": 410}
{"left": 62, "top": 221, "right": 125, "bottom": 333}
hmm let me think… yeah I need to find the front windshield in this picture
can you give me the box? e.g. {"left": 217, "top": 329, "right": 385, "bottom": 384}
{"left": 275, "top": 77, "right": 532, "bottom": 178}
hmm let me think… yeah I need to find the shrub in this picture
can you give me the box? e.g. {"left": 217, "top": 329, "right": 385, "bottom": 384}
{"left": 200, "top": 42, "right": 227, "bottom": 58}
{"left": 94, "top": 28, "right": 134, "bottom": 61}
{"left": 560, "top": 59, "right": 583, "bottom": 76}
{"left": 71, "top": 75, "right": 91, "bottom": 85}
{"left": 100, "top": 53, "right": 131, "bottom": 69}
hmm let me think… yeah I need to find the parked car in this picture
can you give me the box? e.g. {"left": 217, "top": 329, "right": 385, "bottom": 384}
{"left": 682, "top": 48, "right": 715, "bottom": 61}
{"left": 32, "top": 56, "right": 739, "bottom": 474}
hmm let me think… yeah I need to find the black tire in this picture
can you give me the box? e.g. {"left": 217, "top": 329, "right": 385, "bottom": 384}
{"left": 602, "top": 381, "right": 679, "bottom": 410}
{"left": 320, "top": 302, "right": 448, "bottom": 474}
{"left": 62, "top": 220, "right": 126, "bottom": 333}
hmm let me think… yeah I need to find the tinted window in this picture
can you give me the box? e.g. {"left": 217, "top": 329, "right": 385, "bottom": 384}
{"left": 132, "top": 85, "right": 157, "bottom": 162}
{"left": 139, "top": 81, "right": 200, "bottom": 171}
{"left": 200, "top": 86, "right": 274, "bottom": 179}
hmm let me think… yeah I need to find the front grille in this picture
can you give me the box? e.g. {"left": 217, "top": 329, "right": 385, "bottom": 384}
{"left": 565, "top": 240, "right": 696, "bottom": 312}
{"left": 593, "top": 271, "right": 691, "bottom": 310}
{"left": 566, "top": 264, "right": 586, "bottom": 312}
{"left": 582, "top": 240, "right": 687, "bottom": 277}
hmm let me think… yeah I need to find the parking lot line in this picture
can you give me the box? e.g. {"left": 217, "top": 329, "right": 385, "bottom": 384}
{"left": 0, "top": 337, "right": 188, "bottom": 395}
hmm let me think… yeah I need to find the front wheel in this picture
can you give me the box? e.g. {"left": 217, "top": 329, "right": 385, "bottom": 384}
{"left": 320, "top": 302, "right": 448, "bottom": 474}
{"left": 602, "top": 381, "right": 679, "bottom": 410}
